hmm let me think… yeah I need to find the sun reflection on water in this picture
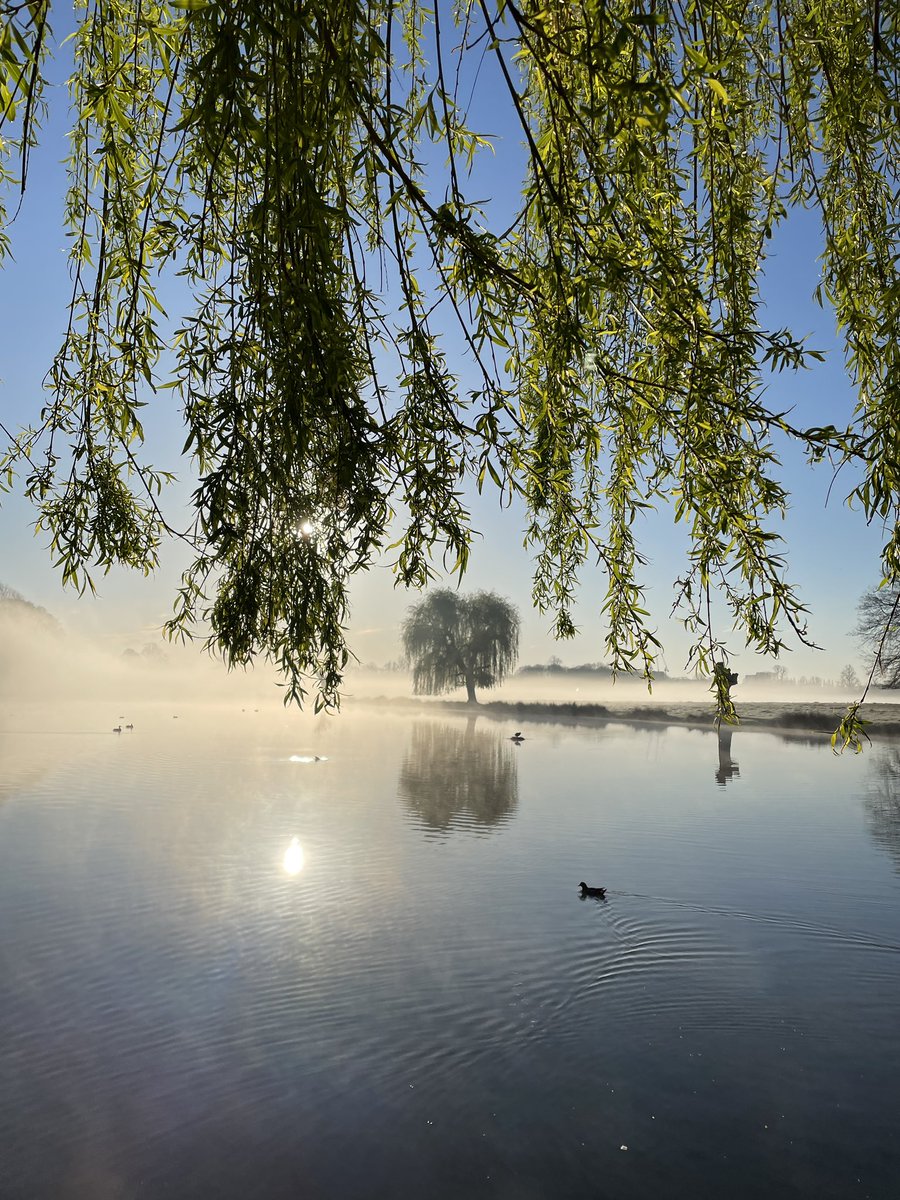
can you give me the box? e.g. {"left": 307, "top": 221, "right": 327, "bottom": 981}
{"left": 282, "top": 837, "right": 305, "bottom": 876}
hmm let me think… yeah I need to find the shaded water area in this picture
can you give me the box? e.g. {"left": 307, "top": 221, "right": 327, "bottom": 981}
{"left": 2, "top": 705, "right": 900, "bottom": 1198}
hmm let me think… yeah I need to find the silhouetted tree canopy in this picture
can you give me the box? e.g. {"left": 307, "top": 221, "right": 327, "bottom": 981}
{"left": 2, "top": 2, "right": 900, "bottom": 726}
{"left": 0, "top": 582, "right": 58, "bottom": 630}
{"left": 839, "top": 663, "right": 861, "bottom": 691}
{"left": 855, "top": 585, "right": 900, "bottom": 688}
{"left": 403, "top": 589, "right": 519, "bottom": 702}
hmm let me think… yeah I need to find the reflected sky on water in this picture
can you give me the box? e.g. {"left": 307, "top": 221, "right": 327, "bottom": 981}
{"left": 1, "top": 706, "right": 899, "bottom": 1199}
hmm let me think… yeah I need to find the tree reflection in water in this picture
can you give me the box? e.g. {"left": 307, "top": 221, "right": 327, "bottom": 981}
{"left": 398, "top": 719, "right": 518, "bottom": 834}
{"left": 865, "top": 746, "right": 900, "bottom": 873}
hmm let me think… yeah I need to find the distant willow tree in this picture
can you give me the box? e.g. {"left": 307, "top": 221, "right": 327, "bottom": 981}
{"left": 2, "top": 2, "right": 900, "bottom": 745}
{"left": 403, "top": 590, "right": 519, "bottom": 704}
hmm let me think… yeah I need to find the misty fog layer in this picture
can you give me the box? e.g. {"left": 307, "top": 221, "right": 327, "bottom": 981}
{"left": 2, "top": 587, "right": 898, "bottom": 727}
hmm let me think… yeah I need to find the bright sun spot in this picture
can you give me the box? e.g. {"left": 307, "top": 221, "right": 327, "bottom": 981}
{"left": 297, "top": 520, "right": 315, "bottom": 538}
{"left": 282, "top": 837, "right": 304, "bottom": 876}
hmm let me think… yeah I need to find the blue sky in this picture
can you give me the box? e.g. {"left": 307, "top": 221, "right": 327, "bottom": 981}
{"left": 0, "top": 10, "right": 885, "bottom": 681}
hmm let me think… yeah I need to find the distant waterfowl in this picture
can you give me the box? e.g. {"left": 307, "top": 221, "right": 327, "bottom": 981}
{"left": 125, "top": 723, "right": 134, "bottom": 730}
{"left": 579, "top": 882, "right": 606, "bottom": 898}
{"left": 510, "top": 731, "right": 525, "bottom": 742}
{"left": 112, "top": 726, "right": 122, "bottom": 733}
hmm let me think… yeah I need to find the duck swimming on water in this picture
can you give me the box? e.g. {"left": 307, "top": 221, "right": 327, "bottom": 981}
{"left": 579, "top": 882, "right": 606, "bottom": 898}
{"left": 510, "top": 731, "right": 525, "bottom": 742}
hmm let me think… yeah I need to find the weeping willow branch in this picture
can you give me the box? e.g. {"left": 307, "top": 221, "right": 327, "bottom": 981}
{"left": 1, "top": 0, "right": 899, "bottom": 718}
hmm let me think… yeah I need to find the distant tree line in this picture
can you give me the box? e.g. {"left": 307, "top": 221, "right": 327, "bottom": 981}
{"left": 0, "top": 583, "right": 59, "bottom": 632}
{"left": 121, "top": 644, "right": 168, "bottom": 664}
{"left": 517, "top": 660, "right": 615, "bottom": 678}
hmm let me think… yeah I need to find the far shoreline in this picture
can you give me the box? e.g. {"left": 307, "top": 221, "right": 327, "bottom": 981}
{"left": 361, "top": 695, "right": 900, "bottom": 742}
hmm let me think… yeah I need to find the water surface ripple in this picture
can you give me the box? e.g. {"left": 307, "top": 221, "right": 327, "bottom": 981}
{"left": 1, "top": 708, "right": 899, "bottom": 1199}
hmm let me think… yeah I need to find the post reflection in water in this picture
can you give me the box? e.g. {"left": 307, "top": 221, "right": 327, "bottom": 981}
{"left": 715, "top": 726, "right": 740, "bottom": 787}
{"left": 398, "top": 718, "right": 519, "bottom": 834}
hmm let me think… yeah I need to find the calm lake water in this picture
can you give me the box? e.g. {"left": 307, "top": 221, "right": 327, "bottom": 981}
{"left": 2, "top": 705, "right": 900, "bottom": 1199}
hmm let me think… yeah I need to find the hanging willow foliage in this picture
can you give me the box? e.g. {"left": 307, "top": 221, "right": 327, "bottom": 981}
{"left": 0, "top": 0, "right": 897, "bottom": 728}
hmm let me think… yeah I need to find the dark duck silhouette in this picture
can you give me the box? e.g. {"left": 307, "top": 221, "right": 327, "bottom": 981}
{"left": 579, "top": 882, "right": 606, "bottom": 898}
{"left": 510, "top": 731, "right": 525, "bottom": 742}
